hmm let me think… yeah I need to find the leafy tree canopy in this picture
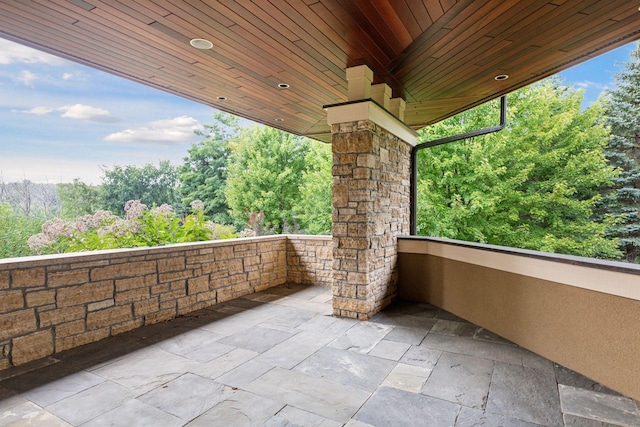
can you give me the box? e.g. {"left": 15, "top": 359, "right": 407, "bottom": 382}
{"left": 600, "top": 42, "right": 640, "bottom": 262}
{"left": 294, "top": 141, "right": 332, "bottom": 235}
{"left": 416, "top": 78, "right": 621, "bottom": 259}
{"left": 226, "top": 126, "right": 311, "bottom": 232}
{"left": 100, "top": 161, "right": 180, "bottom": 216}
{"left": 57, "top": 178, "right": 102, "bottom": 219}
{"left": 178, "top": 112, "right": 239, "bottom": 224}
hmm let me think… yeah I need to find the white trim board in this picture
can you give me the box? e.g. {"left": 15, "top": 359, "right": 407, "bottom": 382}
{"left": 325, "top": 101, "right": 418, "bottom": 146}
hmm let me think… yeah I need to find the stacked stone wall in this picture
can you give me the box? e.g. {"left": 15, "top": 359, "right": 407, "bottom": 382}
{"left": 286, "top": 235, "right": 333, "bottom": 286}
{"left": 0, "top": 235, "right": 331, "bottom": 370}
{"left": 332, "top": 120, "right": 412, "bottom": 319}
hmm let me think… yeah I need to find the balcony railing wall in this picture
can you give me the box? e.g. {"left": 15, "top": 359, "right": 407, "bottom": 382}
{"left": 0, "top": 235, "right": 331, "bottom": 371}
{"left": 397, "top": 236, "right": 640, "bottom": 401}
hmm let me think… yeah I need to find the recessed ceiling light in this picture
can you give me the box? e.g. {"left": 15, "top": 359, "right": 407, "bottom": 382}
{"left": 216, "top": 96, "right": 227, "bottom": 101}
{"left": 190, "top": 38, "right": 213, "bottom": 50}
{"left": 277, "top": 83, "right": 290, "bottom": 89}
{"left": 275, "top": 118, "right": 284, "bottom": 122}
{"left": 494, "top": 74, "right": 509, "bottom": 81}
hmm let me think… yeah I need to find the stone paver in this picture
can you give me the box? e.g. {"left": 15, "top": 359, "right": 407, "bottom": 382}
{"left": 264, "top": 405, "right": 342, "bottom": 427}
{"left": 430, "top": 319, "right": 478, "bottom": 338}
{"left": 383, "top": 325, "right": 428, "bottom": 345}
{"left": 367, "top": 338, "right": 411, "bottom": 361}
{"left": 0, "top": 284, "right": 637, "bottom": 427}
{"left": 23, "top": 371, "right": 105, "bottom": 407}
{"left": 185, "top": 389, "right": 283, "bottom": 427}
{"left": 89, "top": 347, "right": 198, "bottom": 394}
{"left": 216, "top": 360, "right": 275, "bottom": 388}
{"left": 382, "top": 363, "right": 431, "bottom": 393}
{"left": 455, "top": 407, "right": 542, "bottom": 427}
{"left": 559, "top": 385, "right": 640, "bottom": 427}
{"left": 563, "top": 414, "right": 621, "bottom": 426}
{"left": 152, "top": 328, "right": 224, "bottom": 358}
{"left": 486, "top": 362, "right": 563, "bottom": 426}
{"left": 217, "top": 325, "right": 295, "bottom": 353}
{"left": 400, "top": 343, "right": 442, "bottom": 368}
{"left": 294, "top": 346, "right": 395, "bottom": 392}
{"left": 327, "top": 321, "right": 392, "bottom": 353}
{"left": 245, "top": 367, "right": 369, "bottom": 422}
{"left": 354, "top": 386, "right": 460, "bottom": 426}
{"left": 45, "top": 381, "right": 134, "bottom": 425}
{"left": 137, "top": 373, "right": 233, "bottom": 420}
{"left": 421, "top": 351, "right": 494, "bottom": 409}
{"left": 82, "top": 399, "right": 183, "bottom": 427}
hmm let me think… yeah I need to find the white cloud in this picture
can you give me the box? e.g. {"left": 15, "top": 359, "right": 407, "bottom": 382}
{"left": 61, "top": 71, "right": 88, "bottom": 81}
{"left": 0, "top": 38, "right": 65, "bottom": 65}
{"left": 574, "top": 80, "right": 609, "bottom": 91}
{"left": 58, "top": 104, "right": 119, "bottom": 123}
{"left": 104, "top": 116, "right": 203, "bottom": 145}
{"left": 18, "top": 70, "right": 37, "bottom": 87}
{"left": 19, "top": 106, "right": 54, "bottom": 115}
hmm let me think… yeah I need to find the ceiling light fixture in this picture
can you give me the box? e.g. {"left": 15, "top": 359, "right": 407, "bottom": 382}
{"left": 494, "top": 74, "right": 509, "bottom": 81}
{"left": 275, "top": 118, "right": 284, "bottom": 122}
{"left": 190, "top": 38, "right": 213, "bottom": 50}
{"left": 277, "top": 83, "right": 290, "bottom": 89}
{"left": 216, "top": 96, "right": 227, "bottom": 101}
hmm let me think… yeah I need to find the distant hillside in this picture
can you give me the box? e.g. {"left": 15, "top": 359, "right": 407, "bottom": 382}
{"left": 0, "top": 180, "right": 60, "bottom": 216}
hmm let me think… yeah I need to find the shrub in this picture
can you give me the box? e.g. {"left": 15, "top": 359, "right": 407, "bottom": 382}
{"left": 28, "top": 200, "right": 236, "bottom": 255}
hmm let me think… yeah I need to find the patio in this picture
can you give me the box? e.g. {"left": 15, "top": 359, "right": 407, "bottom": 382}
{"left": 1, "top": 283, "right": 638, "bottom": 427}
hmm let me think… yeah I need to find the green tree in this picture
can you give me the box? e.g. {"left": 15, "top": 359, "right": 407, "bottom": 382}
{"left": 100, "top": 161, "right": 180, "bottom": 216}
{"left": 56, "top": 179, "right": 103, "bottom": 219}
{"left": 294, "top": 141, "right": 332, "bottom": 234}
{"left": 226, "top": 126, "right": 311, "bottom": 232}
{"left": 179, "top": 112, "right": 239, "bottom": 224}
{"left": 416, "top": 79, "right": 620, "bottom": 259}
{"left": 600, "top": 43, "right": 640, "bottom": 262}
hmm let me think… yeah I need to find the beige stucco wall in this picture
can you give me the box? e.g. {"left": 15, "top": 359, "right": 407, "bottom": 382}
{"left": 397, "top": 237, "right": 640, "bottom": 401}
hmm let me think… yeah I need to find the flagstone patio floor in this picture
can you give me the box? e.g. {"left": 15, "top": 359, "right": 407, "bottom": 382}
{"left": 1, "top": 284, "right": 638, "bottom": 427}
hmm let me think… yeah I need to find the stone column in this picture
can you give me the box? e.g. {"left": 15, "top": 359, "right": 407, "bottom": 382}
{"left": 326, "top": 66, "right": 417, "bottom": 320}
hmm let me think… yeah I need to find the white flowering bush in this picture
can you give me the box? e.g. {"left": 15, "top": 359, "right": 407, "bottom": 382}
{"left": 28, "top": 200, "right": 236, "bottom": 255}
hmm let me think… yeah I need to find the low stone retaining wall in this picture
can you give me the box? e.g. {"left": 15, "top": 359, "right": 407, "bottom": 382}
{"left": 0, "top": 235, "right": 332, "bottom": 370}
{"left": 286, "top": 235, "right": 333, "bottom": 286}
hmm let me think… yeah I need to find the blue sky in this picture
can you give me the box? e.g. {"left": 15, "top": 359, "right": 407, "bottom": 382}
{"left": 0, "top": 37, "right": 637, "bottom": 185}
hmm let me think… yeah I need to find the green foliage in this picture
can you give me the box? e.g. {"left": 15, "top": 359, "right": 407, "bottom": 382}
{"left": 179, "top": 112, "right": 239, "bottom": 224}
{"left": 416, "top": 79, "right": 621, "bottom": 259}
{"left": 0, "top": 203, "right": 47, "bottom": 258}
{"left": 28, "top": 200, "right": 235, "bottom": 255}
{"left": 56, "top": 179, "right": 103, "bottom": 219}
{"left": 100, "top": 161, "right": 181, "bottom": 216}
{"left": 294, "top": 142, "right": 332, "bottom": 234}
{"left": 599, "top": 42, "right": 640, "bottom": 262}
{"left": 208, "top": 223, "right": 237, "bottom": 240}
{"left": 226, "top": 126, "right": 311, "bottom": 232}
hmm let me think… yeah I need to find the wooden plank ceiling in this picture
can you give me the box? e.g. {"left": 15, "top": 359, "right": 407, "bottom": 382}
{"left": 1, "top": 1, "right": 639, "bottom": 142}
